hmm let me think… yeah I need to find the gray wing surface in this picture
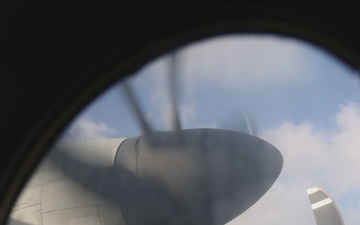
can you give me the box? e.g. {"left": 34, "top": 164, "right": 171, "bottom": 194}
{"left": 307, "top": 187, "right": 345, "bottom": 225}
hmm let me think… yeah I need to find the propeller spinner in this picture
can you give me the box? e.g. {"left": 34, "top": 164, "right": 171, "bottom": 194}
{"left": 50, "top": 51, "right": 283, "bottom": 225}
{"left": 51, "top": 128, "right": 282, "bottom": 225}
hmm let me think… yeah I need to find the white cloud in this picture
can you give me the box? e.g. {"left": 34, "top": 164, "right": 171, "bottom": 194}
{"left": 179, "top": 34, "right": 318, "bottom": 90}
{"left": 228, "top": 102, "right": 360, "bottom": 225}
{"left": 62, "top": 116, "right": 116, "bottom": 141}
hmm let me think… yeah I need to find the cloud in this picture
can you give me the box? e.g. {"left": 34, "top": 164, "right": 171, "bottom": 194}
{"left": 179, "top": 34, "right": 318, "bottom": 90}
{"left": 61, "top": 116, "right": 116, "bottom": 141}
{"left": 136, "top": 34, "right": 320, "bottom": 90}
{"left": 228, "top": 102, "right": 360, "bottom": 225}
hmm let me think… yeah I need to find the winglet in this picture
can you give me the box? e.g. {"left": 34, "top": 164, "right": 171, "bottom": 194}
{"left": 307, "top": 187, "right": 345, "bottom": 225}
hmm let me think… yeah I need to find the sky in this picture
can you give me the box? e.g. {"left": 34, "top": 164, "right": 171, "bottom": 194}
{"left": 59, "top": 34, "right": 360, "bottom": 225}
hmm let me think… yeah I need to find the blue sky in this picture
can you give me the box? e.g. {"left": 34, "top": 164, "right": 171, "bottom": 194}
{"left": 61, "top": 34, "right": 360, "bottom": 225}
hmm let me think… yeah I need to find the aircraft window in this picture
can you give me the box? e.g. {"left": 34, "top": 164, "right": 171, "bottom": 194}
{"left": 8, "top": 34, "right": 360, "bottom": 225}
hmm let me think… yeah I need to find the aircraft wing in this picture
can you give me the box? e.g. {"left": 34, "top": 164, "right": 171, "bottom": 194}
{"left": 7, "top": 218, "right": 32, "bottom": 225}
{"left": 307, "top": 187, "right": 345, "bottom": 225}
